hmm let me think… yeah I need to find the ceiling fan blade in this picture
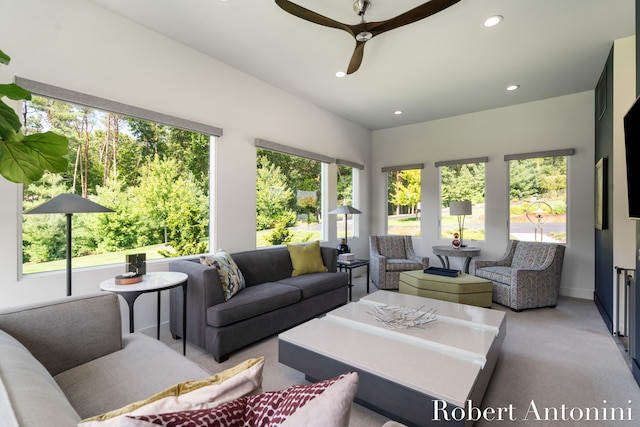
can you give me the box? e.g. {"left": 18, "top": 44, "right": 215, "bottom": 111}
{"left": 275, "top": 0, "right": 353, "bottom": 35}
{"left": 368, "top": 0, "right": 461, "bottom": 36}
{"left": 346, "top": 42, "right": 366, "bottom": 75}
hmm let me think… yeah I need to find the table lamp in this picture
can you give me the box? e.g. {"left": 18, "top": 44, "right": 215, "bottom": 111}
{"left": 449, "top": 200, "right": 472, "bottom": 247}
{"left": 329, "top": 205, "right": 362, "bottom": 253}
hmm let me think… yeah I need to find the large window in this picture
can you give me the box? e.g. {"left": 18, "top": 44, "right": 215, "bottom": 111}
{"left": 385, "top": 165, "right": 422, "bottom": 236}
{"left": 256, "top": 148, "right": 324, "bottom": 246}
{"left": 508, "top": 152, "right": 570, "bottom": 243}
{"left": 19, "top": 79, "right": 219, "bottom": 276}
{"left": 439, "top": 159, "right": 486, "bottom": 242}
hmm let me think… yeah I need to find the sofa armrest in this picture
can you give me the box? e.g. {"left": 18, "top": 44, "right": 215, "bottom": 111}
{"left": 169, "top": 259, "right": 226, "bottom": 349}
{"left": 320, "top": 246, "right": 338, "bottom": 272}
{"left": 0, "top": 293, "right": 122, "bottom": 376}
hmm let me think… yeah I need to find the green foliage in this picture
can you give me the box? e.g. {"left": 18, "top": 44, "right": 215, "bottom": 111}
{"left": 0, "top": 49, "right": 68, "bottom": 184}
{"left": 256, "top": 156, "right": 297, "bottom": 230}
{"left": 388, "top": 169, "right": 421, "bottom": 214}
{"left": 156, "top": 172, "right": 209, "bottom": 257}
{"left": 22, "top": 173, "right": 69, "bottom": 263}
{"left": 21, "top": 94, "right": 212, "bottom": 271}
{"left": 337, "top": 164, "right": 353, "bottom": 206}
{"left": 441, "top": 163, "right": 485, "bottom": 205}
{"left": 265, "top": 223, "right": 293, "bottom": 246}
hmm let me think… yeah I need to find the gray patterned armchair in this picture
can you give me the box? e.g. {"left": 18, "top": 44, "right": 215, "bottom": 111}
{"left": 369, "top": 235, "right": 429, "bottom": 290}
{"left": 470, "top": 240, "right": 566, "bottom": 311}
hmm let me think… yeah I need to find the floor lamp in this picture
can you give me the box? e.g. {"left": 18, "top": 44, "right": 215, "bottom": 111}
{"left": 329, "top": 205, "right": 362, "bottom": 253}
{"left": 25, "top": 194, "right": 114, "bottom": 296}
{"left": 449, "top": 200, "right": 472, "bottom": 247}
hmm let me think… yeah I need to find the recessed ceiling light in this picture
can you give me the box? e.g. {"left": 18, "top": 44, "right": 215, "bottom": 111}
{"left": 483, "top": 15, "right": 503, "bottom": 27}
{"left": 506, "top": 84, "right": 520, "bottom": 91}
{"left": 394, "top": 110, "right": 403, "bottom": 115}
{"left": 335, "top": 71, "right": 346, "bottom": 78}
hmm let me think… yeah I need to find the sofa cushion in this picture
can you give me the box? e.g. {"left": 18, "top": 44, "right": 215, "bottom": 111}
{"left": 287, "top": 241, "right": 328, "bottom": 277}
{"left": 123, "top": 371, "right": 358, "bottom": 427}
{"left": 475, "top": 266, "right": 513, "bottom": 284}
{"left": 0, "top": 329, "right": 80, "bottom": 426}
{"left": 80, "top": 357, "right": 264, "bottom": 426}
{"left": 55, "top": 333, "right": 210, "bottom": 419}
{"left": 207, "top": 283, "right": 301, "bottom": 328}
{"left": 231, "top": 248, "right": 294, "bottom": 286}
{"left": 276, "top": 272, "right": 347, "bottom": 299}
{"left": 201, "top": 250, "right": 246, "bottom": 301}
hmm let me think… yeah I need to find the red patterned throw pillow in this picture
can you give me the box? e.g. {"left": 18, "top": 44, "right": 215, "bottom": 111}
{"left": 123, "top": 371, "right": 359, "bottom": 427}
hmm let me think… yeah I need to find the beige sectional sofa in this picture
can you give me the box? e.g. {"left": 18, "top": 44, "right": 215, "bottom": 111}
{"left": 0, "top": 293, "right": 214, "bottom": 426}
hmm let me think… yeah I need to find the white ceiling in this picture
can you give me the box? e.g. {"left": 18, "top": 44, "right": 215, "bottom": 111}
{"left": 90, "top": 0, "right": 635, "bottom": 130}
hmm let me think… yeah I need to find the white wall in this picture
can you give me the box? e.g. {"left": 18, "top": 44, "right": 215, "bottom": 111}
{"left": 0, "top": 0, "right": 372, "bottom": 328}
{"left": 613, "top": 36, "right": 636, "bottom": 333}
{"left": 372, "top": 92, "right": 595, "bottom": 299}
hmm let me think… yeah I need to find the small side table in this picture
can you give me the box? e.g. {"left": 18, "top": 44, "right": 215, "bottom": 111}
{"left": 431, "top": 245, "right": 481, "bottom": 274}
{"left": 100, "top": 271, "right": 188, "bottom": 355}
{"left": 337, "top": 259, "right": 370, "bottom": 301}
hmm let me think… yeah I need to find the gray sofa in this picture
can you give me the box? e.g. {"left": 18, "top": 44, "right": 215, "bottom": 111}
{"left": 0, "top": 293, "right": 211, "bottom": 426}
{"left": 169, "top": 246, "right": 348, "bottom": 362}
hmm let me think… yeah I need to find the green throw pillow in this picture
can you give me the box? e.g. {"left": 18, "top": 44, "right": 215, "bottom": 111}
{"left": 287, "top": 240, "right": 328, "bottom": 277}
{"left": 201, "top": 250, "right": 245, "bottom": 301}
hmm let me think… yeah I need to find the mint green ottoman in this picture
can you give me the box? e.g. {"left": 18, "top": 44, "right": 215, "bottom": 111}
{"left": 399, "top": 270, "right": 493, "bottom": 308}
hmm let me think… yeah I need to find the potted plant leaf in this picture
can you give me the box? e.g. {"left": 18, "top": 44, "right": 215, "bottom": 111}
{"left": 0, "top": 48, "right": 68, "bottom": 184}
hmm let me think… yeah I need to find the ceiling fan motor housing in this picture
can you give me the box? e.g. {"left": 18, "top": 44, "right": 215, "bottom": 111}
{"left": 353, "top": 0, "right": 371, "bottom": 16}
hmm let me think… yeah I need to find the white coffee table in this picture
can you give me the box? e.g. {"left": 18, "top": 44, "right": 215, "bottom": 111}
{"left": 278, "top": 291, "right": 506, "bottom": 427}
{"left": 100, "top": 271, "right": 188, "bottom": 354}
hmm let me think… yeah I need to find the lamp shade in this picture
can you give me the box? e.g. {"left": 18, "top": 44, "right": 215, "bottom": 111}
{"left": 328, "top": 205, "right": 362, "bottom": 215}
{"left": 449, "top": 200, "right": 472, "bottom": 216}
{"left": 25, "top": 193, "right": 114, "bottom": 214}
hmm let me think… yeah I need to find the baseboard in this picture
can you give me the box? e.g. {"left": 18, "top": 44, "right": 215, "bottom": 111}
{"left": 559, "top": 286, "right": 594, "bottom": 300}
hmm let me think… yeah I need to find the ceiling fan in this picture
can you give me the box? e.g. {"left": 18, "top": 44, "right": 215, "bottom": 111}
{"left": 275, "top": 0, "right": 461, "bottom": 74}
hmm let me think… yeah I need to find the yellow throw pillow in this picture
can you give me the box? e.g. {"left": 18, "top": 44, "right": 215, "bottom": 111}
{"left": 287, "top": 240, "right": 328, "bottom": 277}
{"left": 80, "top": 357, "right": 264, "bottom": 426}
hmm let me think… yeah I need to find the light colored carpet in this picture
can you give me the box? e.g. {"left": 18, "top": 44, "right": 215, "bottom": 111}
{"left": 159, "top": 273, "right": 640, "bottom": 426}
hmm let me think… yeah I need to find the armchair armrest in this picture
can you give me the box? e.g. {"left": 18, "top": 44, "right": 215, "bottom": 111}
{"left": 470, "top": 240, "right": 518, "bottom": 274}
{"left": 0, "top": 293, "right": 122, "bottom": 376}
{"left": 406, "top": 244, "right": 429, "bottom": 269}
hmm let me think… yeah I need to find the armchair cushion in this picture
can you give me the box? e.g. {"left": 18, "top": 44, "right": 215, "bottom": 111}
{"left": 475, "top": 266, "right": 512, "bottom": 284}
{"left": 385, "top": 259, "right": 425, "bottom": 271}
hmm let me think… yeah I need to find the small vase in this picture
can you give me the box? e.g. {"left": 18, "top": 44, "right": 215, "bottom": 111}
{"left": 337, "top": 239, "right": 350, "bottom": 254}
